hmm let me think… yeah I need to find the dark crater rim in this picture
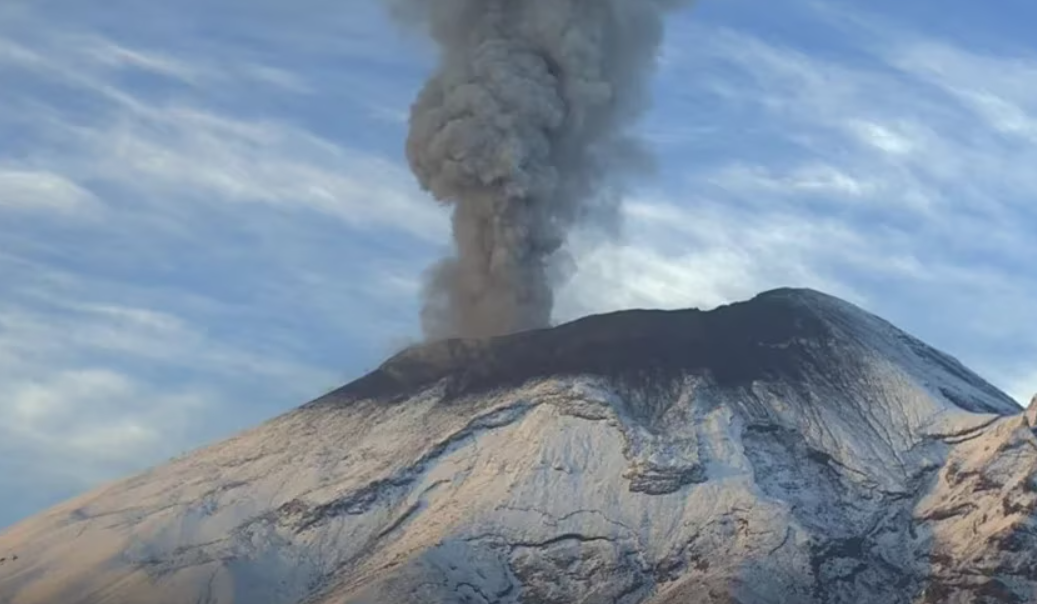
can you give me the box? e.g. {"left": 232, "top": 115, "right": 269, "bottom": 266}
{"left": 317, "top": 287, "right": 1017, "bottom": 415}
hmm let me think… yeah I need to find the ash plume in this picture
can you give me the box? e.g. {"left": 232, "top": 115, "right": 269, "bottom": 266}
{"left": 391, "top": 0, "right": 686, "bottom": 340}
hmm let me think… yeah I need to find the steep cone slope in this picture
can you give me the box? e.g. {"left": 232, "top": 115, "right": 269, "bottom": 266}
{"left": 1, "top": 288, "right": 1033, "bottom": 604}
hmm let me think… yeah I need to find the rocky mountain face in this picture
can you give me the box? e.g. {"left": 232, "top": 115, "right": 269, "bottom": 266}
{"left": 1, "top": 288, "right": 1035, "bottom": 604}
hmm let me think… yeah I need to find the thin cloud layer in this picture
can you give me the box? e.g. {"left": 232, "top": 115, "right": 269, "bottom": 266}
{"left": 0, "top": 169, "right": 100, "bottom": 214}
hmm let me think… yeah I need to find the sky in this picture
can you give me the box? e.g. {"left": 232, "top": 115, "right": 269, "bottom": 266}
{"left": 1, "top": 0, "right": 1035, "bottom": 528}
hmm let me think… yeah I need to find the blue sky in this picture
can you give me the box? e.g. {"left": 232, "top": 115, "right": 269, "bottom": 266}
{"left": 1, "top": 0, "right": 1035, "bottom": 528}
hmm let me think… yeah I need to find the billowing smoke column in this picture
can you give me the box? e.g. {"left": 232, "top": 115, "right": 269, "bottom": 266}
{"left": 395, "top": 0, "right": 684, "bottom": 340}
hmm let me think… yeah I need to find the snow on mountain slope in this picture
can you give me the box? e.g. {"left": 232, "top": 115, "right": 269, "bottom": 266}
{"left": 0, "top": 288, "right": 1032, "bottom": 604}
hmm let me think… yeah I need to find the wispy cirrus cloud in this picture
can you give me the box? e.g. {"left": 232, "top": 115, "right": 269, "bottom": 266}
{"left": 0, "top": 169, "right": 100, "bottom": 214}
{"left": 1, "top": 31, "right": 443, "bottom": 237}
{"left": 58, "top": 105, "right": 446, "bottom": 239}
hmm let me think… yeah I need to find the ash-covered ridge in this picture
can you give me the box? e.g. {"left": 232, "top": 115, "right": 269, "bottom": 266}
{"left": 1, "top": 287, "right": 1033, "bottom": 604}
{"left": 335, "top": 287, "right": 1017, "bottom": 415}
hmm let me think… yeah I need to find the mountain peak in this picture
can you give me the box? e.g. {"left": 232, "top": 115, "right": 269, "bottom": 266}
{"left": 332, "top": 287, "right": 1016, "bottom": 418}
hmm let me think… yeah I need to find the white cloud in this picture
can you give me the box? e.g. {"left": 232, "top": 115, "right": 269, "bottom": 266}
{"left": 560, "top": 243, "right": 765, "bottom": 316}
{"left": 0, "top": 248, "right": 352, "bottom": 503}
{"left": 79, "top": 36, "right": 203, "bottom": 81}
{"left": 888, "top": 40, "right": 1037, "bottom": 137}
{"left": 0, "top": 26, "right": 318, "bottom": 94}
{"left": 2, "top": 367, "right": 213, "bottom": 483}
{"left": 21, "top": 101, "right": 447, "bottom": 241}
{"left": 0, "top": 285, "right": 339, "bottom": 395}
{"left": 1007, "top": 375, "right": 1037, "bottom": 408}
{"left": 557, "top": 195, "right": 869, "bottom": 322}
{"left": 0, "top": 279, "right": 344, "bottom": 496}
{"left": 664, "top": 22, "right": 1033, "bottom": 257}
{"left": 846, "top": 120, "right": 917, "bottom": 155}
{"left": 0, "top": 169, "right": 100, "bottom": 214}
{"left": 0, "top": 5, "right": 444, "bottom": 240}
{"left": 705, "top": 163, "right": 873, "bottom": 200}
{"left": 240, "top": 64, "right": 312, "bottom": 93}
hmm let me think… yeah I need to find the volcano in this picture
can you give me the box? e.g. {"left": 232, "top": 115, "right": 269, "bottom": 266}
{"left": 1, "top": 288, "right": 1035, "bottom": 603}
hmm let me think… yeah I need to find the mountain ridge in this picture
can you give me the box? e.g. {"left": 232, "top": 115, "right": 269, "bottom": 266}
{"left": 332, "top": 287, "right": 1016, "bottom": 415}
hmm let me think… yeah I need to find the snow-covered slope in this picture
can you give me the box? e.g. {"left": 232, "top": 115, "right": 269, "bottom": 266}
{"left": 1, "top": 288, "right": 1033, "bottom": 603}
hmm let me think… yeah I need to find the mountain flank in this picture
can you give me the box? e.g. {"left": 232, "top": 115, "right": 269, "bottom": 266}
{"left": 1, "top": 288, "right": 1034, "bottom": 604}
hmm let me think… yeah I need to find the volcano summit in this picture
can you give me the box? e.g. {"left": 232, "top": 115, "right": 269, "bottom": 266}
{"left": 1, "top": 288, "right": 1035, "bottom": 603}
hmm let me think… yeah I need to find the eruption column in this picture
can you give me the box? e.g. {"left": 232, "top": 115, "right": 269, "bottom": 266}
{"left": 399, "top": 0, "right": 684, "bottom": 340}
